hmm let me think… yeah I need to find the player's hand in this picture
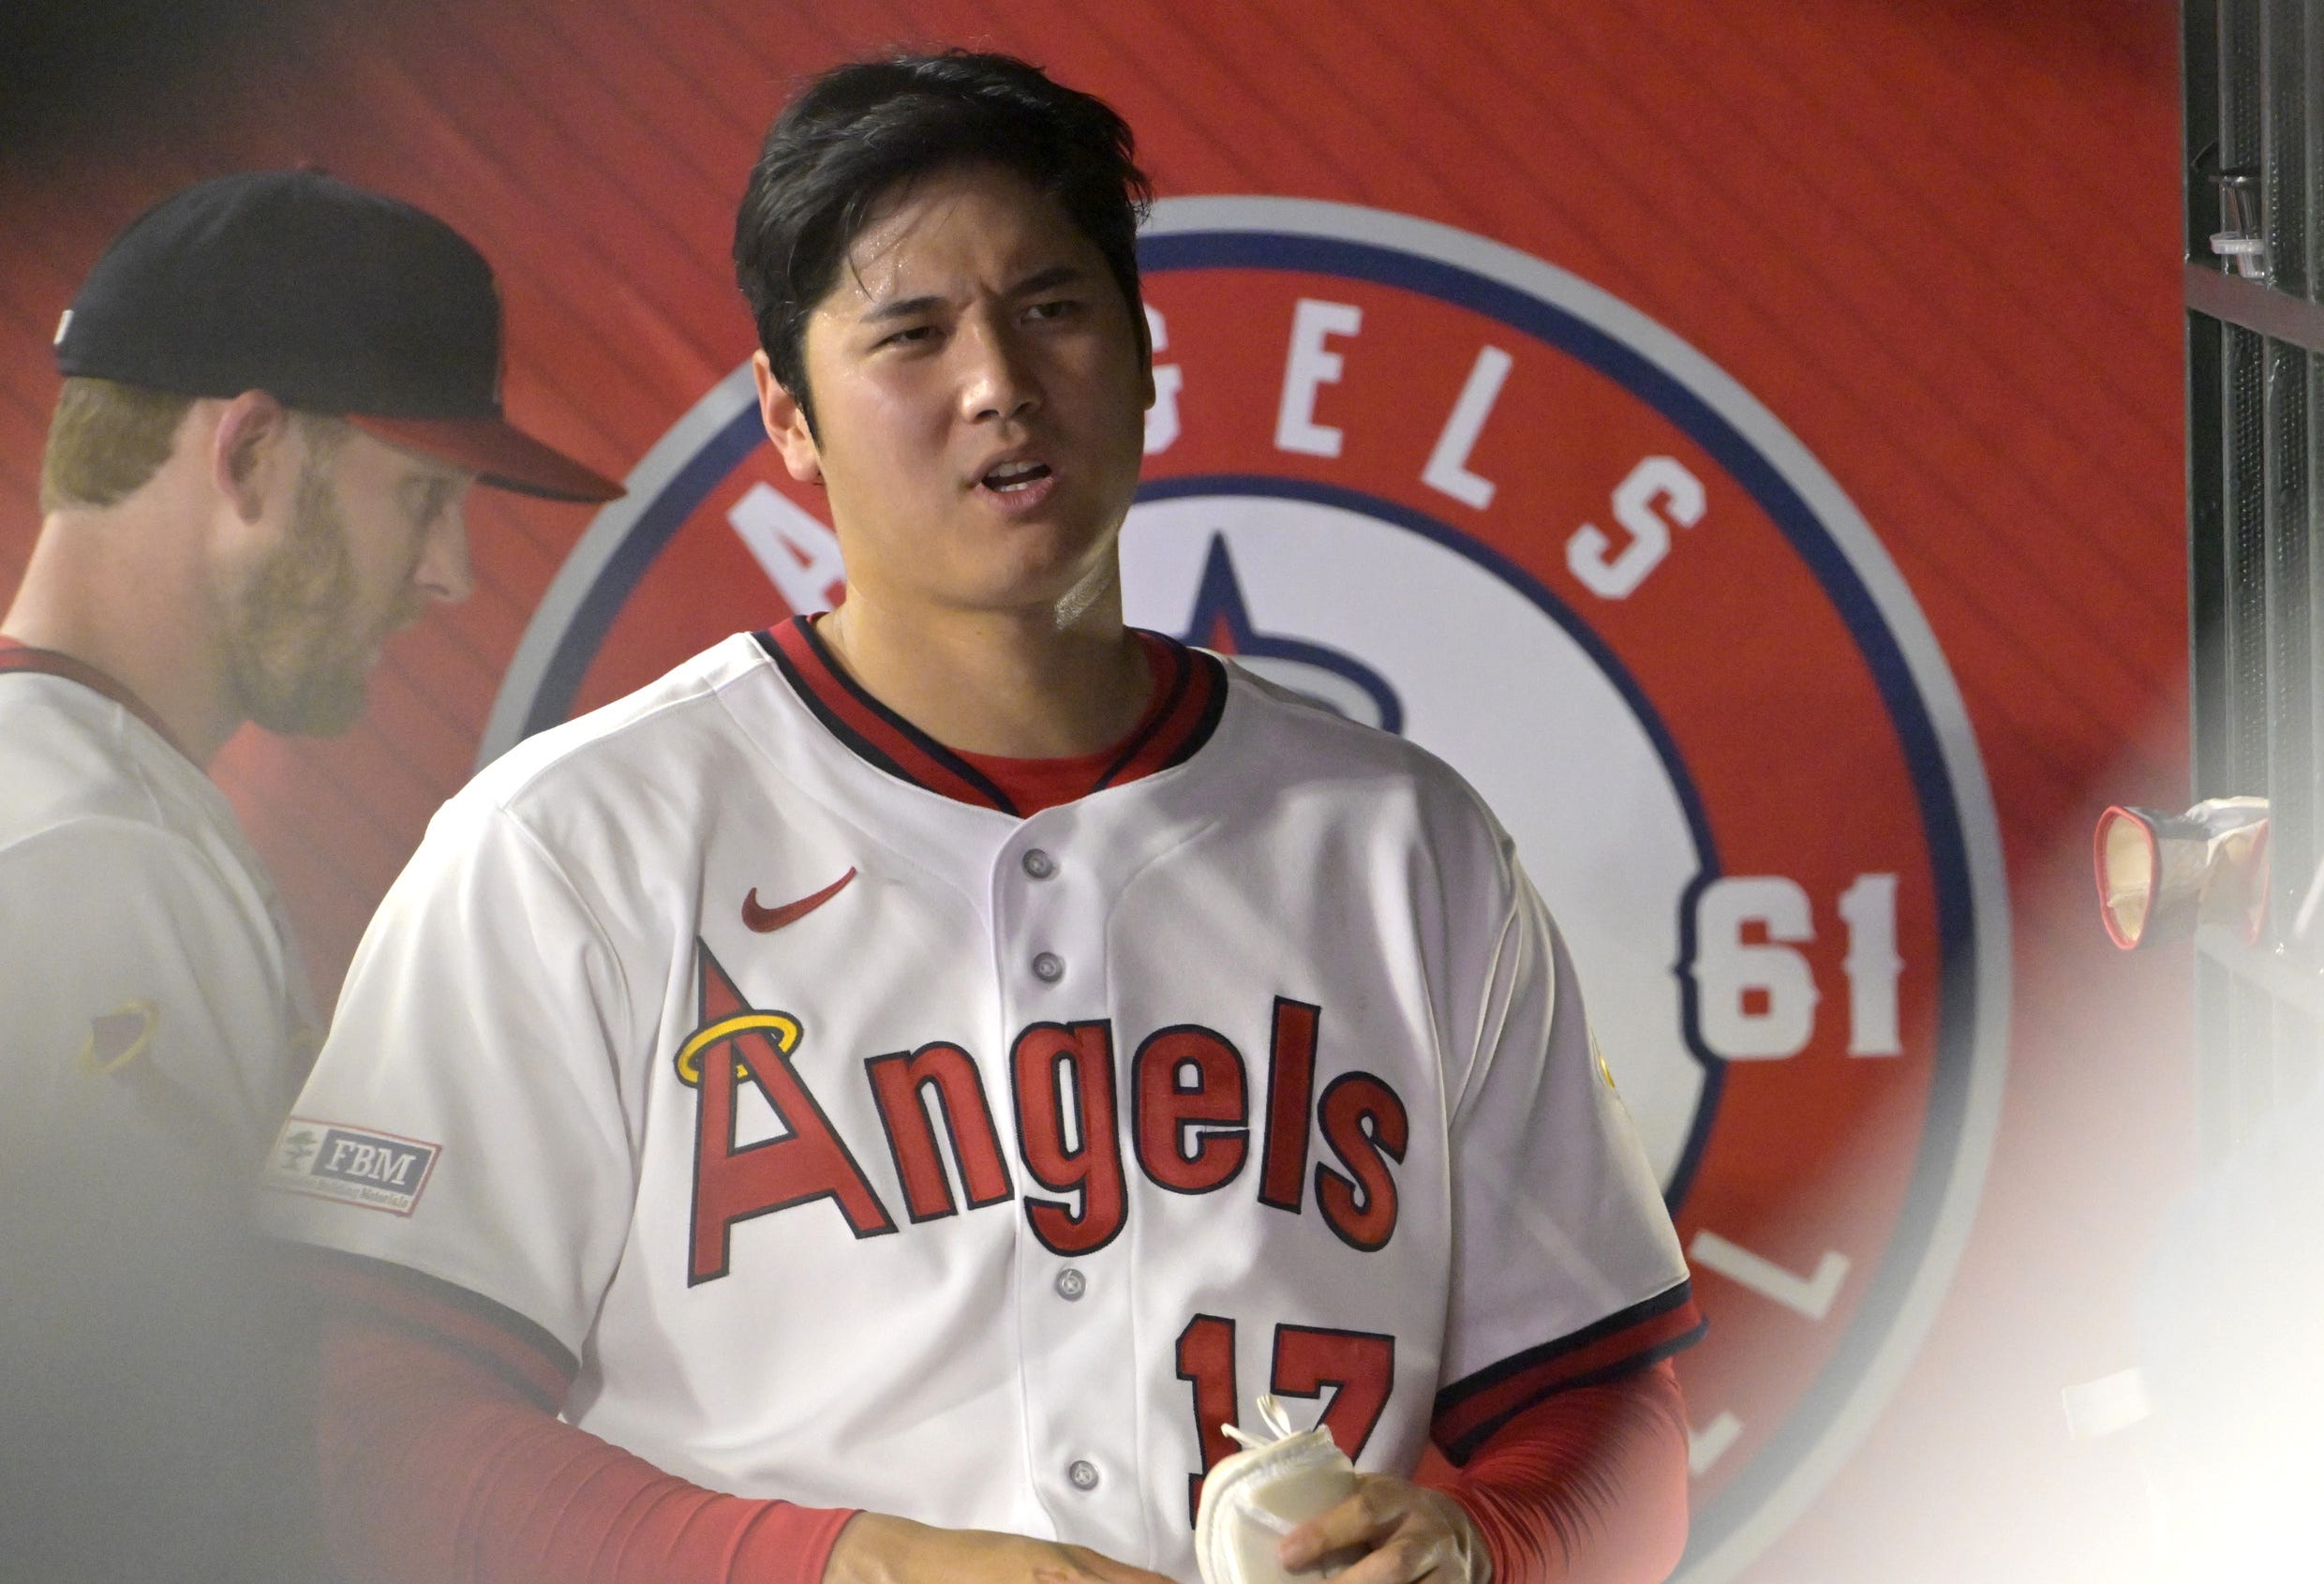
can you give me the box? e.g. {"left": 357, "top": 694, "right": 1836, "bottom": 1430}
{"left": 1277, "top": 1472, "right": 1488, "bottom": 1584}
{"left": 823, "top": 1512, "right": 1182, "bottom": 1584}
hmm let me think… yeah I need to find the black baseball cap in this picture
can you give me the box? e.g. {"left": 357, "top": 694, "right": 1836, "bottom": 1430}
{"left": 53, "top": 168, "right": 621, "bottom": 503}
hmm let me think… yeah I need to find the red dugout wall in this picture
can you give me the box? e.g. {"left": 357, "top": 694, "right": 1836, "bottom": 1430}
{"left": 0, "top": 3, "right": 2187, "bottom": 1577}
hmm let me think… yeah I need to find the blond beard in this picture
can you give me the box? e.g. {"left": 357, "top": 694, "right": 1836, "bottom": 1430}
{"left": 221, "top": 450, "right": 417, "bottom": 737}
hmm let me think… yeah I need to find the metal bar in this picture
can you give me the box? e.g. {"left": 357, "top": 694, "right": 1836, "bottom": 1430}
{"left": 2261, "top": 336, "right": 2312, "bottom": 938}
{"left": 2192, "top": 311, "right": 2229, "bottom": 800}
{"left": 2223, "top": 321, "right": 2268, "bottom": 794}
{"left": 2186, "top": 261, "right": 2324, "bottom": 349}
{"left": 2265, "top": 0, "right": 2306, "bottom": 296}
{"left": 2230, "top": 0, "right": 2266, "bottom": 167}
{"left": 2308, "top": 0, "right": 2324, "bottom": 290}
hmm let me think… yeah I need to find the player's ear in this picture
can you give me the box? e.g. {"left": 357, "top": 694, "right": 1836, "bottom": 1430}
{"left": 753, "top": 351, "right": 823, "bottom": 486}
{"left": 210, "top": 390, "right": 291, "bottom": 524}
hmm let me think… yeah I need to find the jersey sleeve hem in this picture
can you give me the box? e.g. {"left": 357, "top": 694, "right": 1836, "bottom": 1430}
{"left": 300, "top": 1246, "right": 580, "bottom": 1411}
{"left": 737, "top": 1500, "right": 861, "bottom": 1584}
{"left": 1430, "top": 1280, "right": 1705, "bottom": 1463}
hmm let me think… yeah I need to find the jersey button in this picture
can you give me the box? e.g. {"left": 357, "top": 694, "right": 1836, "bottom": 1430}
{"left": 1021, "top": 848, "right": 1057, "bottom": 879}
{"left": 1067, "top": 1459, "right": 1100, "bottom": 1491}
{"left": 1032, "top": 951, "right": 1065, "bottom": 983}
{"left": 1054, "top": 1267, "right": 1086, "bottom": 1301}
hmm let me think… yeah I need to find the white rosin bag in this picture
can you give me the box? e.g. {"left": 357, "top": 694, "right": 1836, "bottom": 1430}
{"left": 1193, "top": 1396, "right": 1364, "bottom": 1584}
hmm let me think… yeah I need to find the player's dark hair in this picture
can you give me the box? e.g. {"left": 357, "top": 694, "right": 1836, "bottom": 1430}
{"left": 734, "top": 49, "right": 1153, "bottom": 436}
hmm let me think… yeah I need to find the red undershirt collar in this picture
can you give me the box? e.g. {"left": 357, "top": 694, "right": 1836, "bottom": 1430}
{"left": 754, "top": 617, "right": 1229, "bottom": 817}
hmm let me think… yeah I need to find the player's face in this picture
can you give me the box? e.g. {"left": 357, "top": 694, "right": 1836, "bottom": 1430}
{"left": 219, "top": 426, "right": 474, "bottom": 736}
{"left": 756, "top": 163, "right": 1153, "bottom": 620}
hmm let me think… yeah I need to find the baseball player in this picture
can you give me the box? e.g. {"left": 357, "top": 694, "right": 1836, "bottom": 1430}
{"left": 264, "top": 52, "right": 1702, "bottom": 1584}
{"left": 0, "top": 170, "right": 618, "bottom": 1581}
{"left": 2, "top": 168, "right": 621, "bottom": 1164}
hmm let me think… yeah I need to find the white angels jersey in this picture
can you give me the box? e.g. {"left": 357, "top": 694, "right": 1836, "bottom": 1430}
{"left": 0, "top": 650, "right": 318, "bottom": 1165}
{"left": 264, "top": 619, "right": 1699, "bottom": 1574}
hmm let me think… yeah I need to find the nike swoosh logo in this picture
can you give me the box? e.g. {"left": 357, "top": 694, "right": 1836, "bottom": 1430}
{"left": 743, "top": 868, "right": 857, "bottom": 933}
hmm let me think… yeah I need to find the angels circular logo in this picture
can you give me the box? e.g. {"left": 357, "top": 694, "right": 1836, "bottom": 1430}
{"left": 484, "top": 199, "right": 2008, "bottom": 1581}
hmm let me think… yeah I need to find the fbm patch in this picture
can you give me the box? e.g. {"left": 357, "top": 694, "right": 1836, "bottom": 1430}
{"left": 267, "top": 1117, "right": 440, "bottom": 1217}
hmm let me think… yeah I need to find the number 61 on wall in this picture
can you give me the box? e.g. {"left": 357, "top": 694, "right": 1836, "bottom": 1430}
{"left": 1686, "top": 874, "right": 1903, "bottom": 1061}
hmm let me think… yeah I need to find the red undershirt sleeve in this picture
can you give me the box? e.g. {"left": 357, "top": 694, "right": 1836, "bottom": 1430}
{"left": 1418, "top": 1358, "right": 1691, "bottom": 1584}
{"left": 312, "top": 1271, "right": 855, "bottom": 1584}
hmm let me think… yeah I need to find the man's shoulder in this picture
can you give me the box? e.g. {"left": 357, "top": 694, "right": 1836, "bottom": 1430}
{"left": 1205, "top": 653, "right": 1521, "bottom": 899}
{"left": 459, "top": 632, "right": 781, "bottom": 814}
{"left": 0, "top": 812, "right": 279, "bottom": 992}
{"left": 0, "top": 675, "right": 222, "bottom": 850}
{"left": 1213, "top": 653, "right": 1499, "bottom": 814}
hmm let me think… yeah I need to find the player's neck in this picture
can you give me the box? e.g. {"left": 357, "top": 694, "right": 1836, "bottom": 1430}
{"left": 815, "top": 583, "right": 1150, "bottom": 759}
{"left": 5, "top": 506, "right": 241, "bottom": 766}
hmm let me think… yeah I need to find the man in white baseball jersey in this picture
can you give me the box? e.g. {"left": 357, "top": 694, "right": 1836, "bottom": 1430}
{"left": 0, "top": 169, "right": 618, "bottom": 1583}
{"left": 2, "top": 169, "right": 622, "bottom": 1166}
{"left": 265, "top": 52, "right": 1702, "bottom": 1584}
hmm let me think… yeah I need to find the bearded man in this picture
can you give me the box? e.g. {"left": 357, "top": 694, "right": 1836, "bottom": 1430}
{"left": 1, "top": 168, "right": 618, "bottom": 1162}
{"left": 0, "top": 168, "right": 618, "bottom": 1583}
